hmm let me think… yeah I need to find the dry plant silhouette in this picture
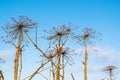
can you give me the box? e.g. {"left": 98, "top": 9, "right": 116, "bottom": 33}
{"left": 1, "top": 16, "right": 37, "bottom": 80}
{"left": 1, "top": 16, "right": 114, "bottom": 80}
{"left": 44, "top": 26, "right": 72, "bottom": 80}
{"left": 25, "top": 25, "right": 74, "bottom": 80}
{"left": 75, "top": 27, "right": 101, "bottom": 80}
{"left": 25, "top": 30, "right": 56, "bottom": 80}
{"left": 47, "top": 49, "right": 57, "bottom": 80}
{"left": 103, "top": 66, "right": 118, "bottom": 80}
{"left": 46, "top": 47, "right": 75, "bottom": 80}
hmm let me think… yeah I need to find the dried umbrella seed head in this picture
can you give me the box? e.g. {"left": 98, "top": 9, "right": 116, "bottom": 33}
{"left": 46, "top": 47, "right": 74, "bottom": 64}
{"left": 43, "top": 25, "right": 71, "bottom": 41}
{"left": 61, "top": 47, "right": 75, "bottom": 65}
{"left": 103, "top": 66, "right": 118, "bottom": 73}
{"left": 75, "top": 27, "right": 101, "bottom": 45}
{"left": 1, "top": 16, "right": 37, "bottom": 45}
{"left": 61, "top": 47, "right": 70, "bottom": 56}
{"left": 47, "top": 49, "right": 57, "bottom": 59}
{"left": 103, "top": 66, "right": 118, "bottom": 80}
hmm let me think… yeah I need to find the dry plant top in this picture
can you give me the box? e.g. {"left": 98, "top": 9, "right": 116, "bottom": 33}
{"left": 1, "top": 16, "right": 37, "bottom": 45}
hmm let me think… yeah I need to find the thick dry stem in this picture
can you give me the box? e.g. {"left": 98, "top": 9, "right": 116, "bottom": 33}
{"left": 83, "top": 37, "right": 88, "bottom": 80}
{"left": 56, "top": 48, "right": 61, "bottom": 80}
{"left": 14, "top": 28, "right": 23, "bottom": 80}
{"left": 56, "top": 36, "right": 61, "bottom": 80}
{"left": 18, "top": 53, "right": 22, "bottom": 80}
{"left": 14, "top": 35, "right": 21, "bottom": 80}
{"left": 62, "top": 56, "right": 64, "bottom": 80}
{"left": 83, "top": 53, "right": 88, "bottom": 80}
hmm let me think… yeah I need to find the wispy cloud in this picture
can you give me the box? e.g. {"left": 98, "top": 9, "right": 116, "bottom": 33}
{"left": 64, "top": 45, "right": 120, "bottom": 80}
{"left": 0, "top": 48, "right": 15, "bottom": 61}
{"left": 74, "top": 45, "right": 120, "bottom": 72}
{"left": 75, "top": 45, "right": 120, "bottom": 62}
{"left": 91, "top": 46, "right": 120, "bottom": 63}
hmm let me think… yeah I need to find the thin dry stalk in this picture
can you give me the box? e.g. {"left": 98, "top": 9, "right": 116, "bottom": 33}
{"left": 14, "top": 33, "right": 22, "bottom": 80}
{"left": 49, "top": 56, "right": 56, "bottom": 80}
{"left": 29, "top": 60, "right": 49, "bottom": 80}
{"left": 56, "top": 36, "right": 61, "bottom": 80}
{"left": 62, "top": 56, "right": 65, "bottom": 80}
{"left": 25, "top": 32, "right": 56, "bottom": 67}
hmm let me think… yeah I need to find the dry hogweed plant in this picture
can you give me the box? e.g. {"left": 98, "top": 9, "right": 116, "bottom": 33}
{"left": 46, "top": 47, "right": 75, "bottom": 80}
{"left": 1, "top": 16, "right": 37, "bottom": 80}
{"left": 75, "top": 27, "right": 101, "bottom": 80}
{"left": 46, "top": 49, "right": 57, "bottom": 80}
{"left": 43, "top": 25, "right": 72, "bottom": 80}
{"left": 25, "top": 48, "right": 56, "bottom": 80}
{"left": 19, "top": 24, "right": 73, "bottom": 80}
{"left": 103, "top": 66, "right": 118, "bottom": 80}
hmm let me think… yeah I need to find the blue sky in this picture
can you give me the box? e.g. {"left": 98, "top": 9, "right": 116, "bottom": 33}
{"left": 0, "top": 0, "right": 120, "bottom": 80}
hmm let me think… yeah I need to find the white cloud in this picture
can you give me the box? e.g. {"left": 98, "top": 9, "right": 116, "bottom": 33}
{"left": 63, "top": 45, "right": 120, "bottom": 80}
{"left": 91, "top": 46, "right": 120, "bottom": 62}
{"left": 75, "top": 46, "right": 120, "bottom": 62}
{"left": 74, "top": 47, "right": 83, "bottom": 54}
{"left": 74, "top": 46, "right": 120, "bottom": 72}
{"left": 0, "top": 48, "right": 15, "bottom": 61}
{"left": 87, "top": 65, "right": 101, "bottom": 73}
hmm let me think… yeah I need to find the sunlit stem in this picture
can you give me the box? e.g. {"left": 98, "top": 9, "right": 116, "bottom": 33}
{"left": 83, "top": 37, "right": 88, "bottom": 80}
{"left": 56, "top": 35, "right": 61, "bottom": 80}
{"left": 18, "top": 53, "right": 22, "bottom": 80}
{"left": 62, "top": 55, "right": 64, "bottom": 80}
{"left": 51, "top": 61, "right": 55, "bottom": 80}
{"left": 109, "top": 70, "right": 112, "bottom": 80}
{"left": 14, "top": 28, "right": 22, "bottom": 80}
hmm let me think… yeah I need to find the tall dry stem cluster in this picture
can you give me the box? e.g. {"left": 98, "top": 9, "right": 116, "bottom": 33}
{"left": 27, "top": 26, "right": 73, "bottom": 80}
{"left": 0, "top": 16, "right": 103, "bottom": 80}
{"left": 1, "top": 16, "right": 37, "bottom": 80}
